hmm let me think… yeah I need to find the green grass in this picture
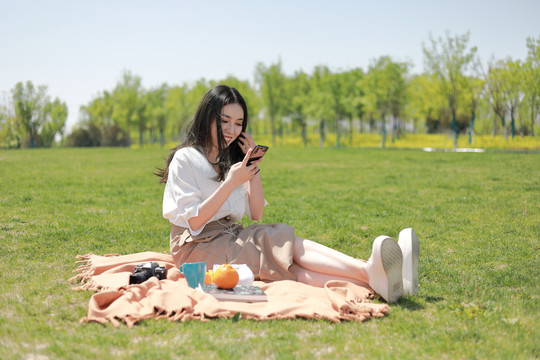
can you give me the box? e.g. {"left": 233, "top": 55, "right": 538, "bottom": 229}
{"left": 0, "top": 147, "right": 538, "bottom": 359}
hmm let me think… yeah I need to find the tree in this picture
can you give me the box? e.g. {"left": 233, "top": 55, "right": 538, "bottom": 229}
{"left": 11, "top": 81, "right": 49, "bottom": 148}
{"left": 524, "top": 36, "right": 540, "bottom": 136}
{"left": 255, "top": 60, "right": 287, "bottom": 146}
{"left": 112, "top": 70, "right": 143, "bottom": 146}
{"left": 41, "top": 98, "right": 68, "bottom": 147}
{"left": 146, "top": 84, "right": 168, "bottom": 146}
{"left": 367, "top": 58, "right": 388, "bottom": 147}
{"left": 407, "top": 74, "right": 446, "bottom": 133}
{"left": 486, "top": 61, "right": 510, "bottom": 138}
{"left": 285, "top": 70, "right": 311, "bottom": 147}
{"left": 79, "top": 91, "right": 128, "bottom": 147}
{"left": 503, "top": 59, "right": 523, "bottom": 138}
{"left": 326, "top": 70, "right": 349, "bottom": 147}
{"left": 134, "top": 90, "right": 148, "bottom": 147}
{"left": 359, "top": 74, "right": 378, "bottom": 134}
{"left": 461, "top": 75, "right": 485, "bottom": 144}
{"left": 366, "top": 56, "right": 409, "bottom": 147}
{"left": 339, "top": 68, "right": 365, "bottom": 145}
{"left": 387, "top": 61, "right": 410, "bottom": 142}
{"left": 423, "top": 31, "right": 478, "bottom": 148}
{"left": 0, "top": 91, "right": 21, "bottom": 148}
{"left": 66, "top": 123, "right": 102, "bottom": 147}
{"left": 307, "top": 66, "right": 335, "bottom": 148}
{"left": 10, "top": 81, "right": 67, "bottom": 148}
{"left": 80, "top": 91, "right": 114, "bottom": 129}
{"left": 163, "top": 79, "right": 209, "bottom": 142}
{"left": 164, "top": 85, "right": 190, "bottom": 141}
{"left": 185, "top": 79, "right": 211, "bottom": 128}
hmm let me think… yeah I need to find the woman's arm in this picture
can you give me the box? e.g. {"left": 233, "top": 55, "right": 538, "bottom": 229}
{"left": 187, "top": 180, "right": 236, "bottom": 232}
{"left": 246, "top": 169, "right": 265, "bottom": 221}
{"left": 187, "top": 149, "right": 259, "bottom": 231}
{"left": 237, "top": 132, "right": 265, "bottom": 221}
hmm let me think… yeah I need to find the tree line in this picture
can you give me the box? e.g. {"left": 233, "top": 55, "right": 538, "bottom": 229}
{"left": 1, "top": 32, "right": 538, "bottom": 149}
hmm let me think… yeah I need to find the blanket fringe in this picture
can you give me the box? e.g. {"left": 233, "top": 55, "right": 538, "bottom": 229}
{"left": 70, "top": 253, "right": 95, "bottom": 289}
{"left": 70, "top": 253, "right": 120, "bottom": 291}
{"left": 80, "top": 305, "right": 369, "bottom": 327}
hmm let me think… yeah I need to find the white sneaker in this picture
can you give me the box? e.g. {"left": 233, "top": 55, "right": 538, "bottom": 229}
{"left": 398, "top": 228, "right": 419, "bottom": 296}
{"left": 366, "top": 236, "right": 403, "bottom": 303}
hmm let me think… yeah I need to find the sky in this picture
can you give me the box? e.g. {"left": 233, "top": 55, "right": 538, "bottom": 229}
{"left": 1, "top": 0, "right": 539, "bottom": 131}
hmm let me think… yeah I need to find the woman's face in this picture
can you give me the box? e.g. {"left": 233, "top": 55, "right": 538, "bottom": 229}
{"left": 211, "top": 103, "right": 244, "bottom": 150}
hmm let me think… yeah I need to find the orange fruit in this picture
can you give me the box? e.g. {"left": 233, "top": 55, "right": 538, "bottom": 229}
{"left": 213, "top": 264, "right": 239, "bottom": 289}
{"left": 204, "top": 270, "right": 214, "bottom": 284}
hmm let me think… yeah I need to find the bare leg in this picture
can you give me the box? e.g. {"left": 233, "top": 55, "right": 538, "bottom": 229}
{"left": 290, "top": 263, "right": 369, "bottom": 287}
{"left": 291, "top": 235, "right": 406, "bottom": 303}
{"left": 291, "top": 236, "right": 369, "bottom": 284}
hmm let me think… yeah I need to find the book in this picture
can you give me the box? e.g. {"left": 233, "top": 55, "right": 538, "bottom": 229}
{"left": 201, "top": 284, "right": 268, "bottom": 303}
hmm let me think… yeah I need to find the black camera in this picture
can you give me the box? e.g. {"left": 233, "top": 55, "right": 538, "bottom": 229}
{"left": 129, "top": 262, "right": 167, "bottom": 284}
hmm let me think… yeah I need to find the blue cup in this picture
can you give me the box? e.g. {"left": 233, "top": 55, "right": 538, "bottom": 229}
{"left": 179, "top": 262, "right": 206, "bottom": 288}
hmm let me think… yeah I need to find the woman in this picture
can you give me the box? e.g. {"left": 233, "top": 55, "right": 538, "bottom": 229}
{"left": 156, "top": 85, "right": 419, "bottom": 303}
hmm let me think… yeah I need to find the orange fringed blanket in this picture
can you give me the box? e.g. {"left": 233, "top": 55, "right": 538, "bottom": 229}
{"left": 71, "top": 252, "right": 389, "bottom": 327}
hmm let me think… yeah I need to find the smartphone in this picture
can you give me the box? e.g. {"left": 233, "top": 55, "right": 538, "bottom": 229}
{"left": 247, "top": 145, "right": 269, "bottom": 166}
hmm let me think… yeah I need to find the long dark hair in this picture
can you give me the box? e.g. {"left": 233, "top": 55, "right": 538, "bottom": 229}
{"left": 155, "top": 85, "right": 248, "bottom": 183}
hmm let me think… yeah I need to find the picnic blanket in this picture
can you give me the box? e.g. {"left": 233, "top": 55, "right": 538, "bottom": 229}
{"left": 71, "top": 251, "right": 389, "bottom": 327}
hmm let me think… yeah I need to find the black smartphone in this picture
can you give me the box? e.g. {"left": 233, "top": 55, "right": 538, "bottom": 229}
{"left": 247, "top": 145, "right": 269, "bottom": 166}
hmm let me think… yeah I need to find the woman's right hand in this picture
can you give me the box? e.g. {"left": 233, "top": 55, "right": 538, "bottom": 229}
{"left": 224, "top": 148, "right": 260, "bottom": 188}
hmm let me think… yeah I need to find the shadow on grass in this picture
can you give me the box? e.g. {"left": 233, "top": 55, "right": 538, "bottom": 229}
{"left": 397, "top": 295, "right": 444, "bottom": 311}
{"left": 397, "top": 297, "right": 424, "bottom": 310}
{"left": 423, "top": 295, "right": 444, "bottom": 303}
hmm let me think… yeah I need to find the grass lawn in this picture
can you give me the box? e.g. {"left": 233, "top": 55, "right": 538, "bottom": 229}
{"left": 0, "top": 146, "right": 538, "bottom": 359}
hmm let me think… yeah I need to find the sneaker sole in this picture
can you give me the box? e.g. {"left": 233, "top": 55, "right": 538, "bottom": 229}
{"left": 380, "top": 238, "right": 404, "bottom": 303}
{"left": 399, "top": 228, "right": 419, "bottom": 296}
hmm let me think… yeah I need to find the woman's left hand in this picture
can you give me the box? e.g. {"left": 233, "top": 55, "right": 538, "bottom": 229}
{"left": 238, "top": 132, "right": 256, "bottom": 154}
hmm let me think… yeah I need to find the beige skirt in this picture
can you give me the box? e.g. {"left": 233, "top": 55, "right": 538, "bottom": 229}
{"left": 170, "top": 218, "right": 296, "bottom": 282}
